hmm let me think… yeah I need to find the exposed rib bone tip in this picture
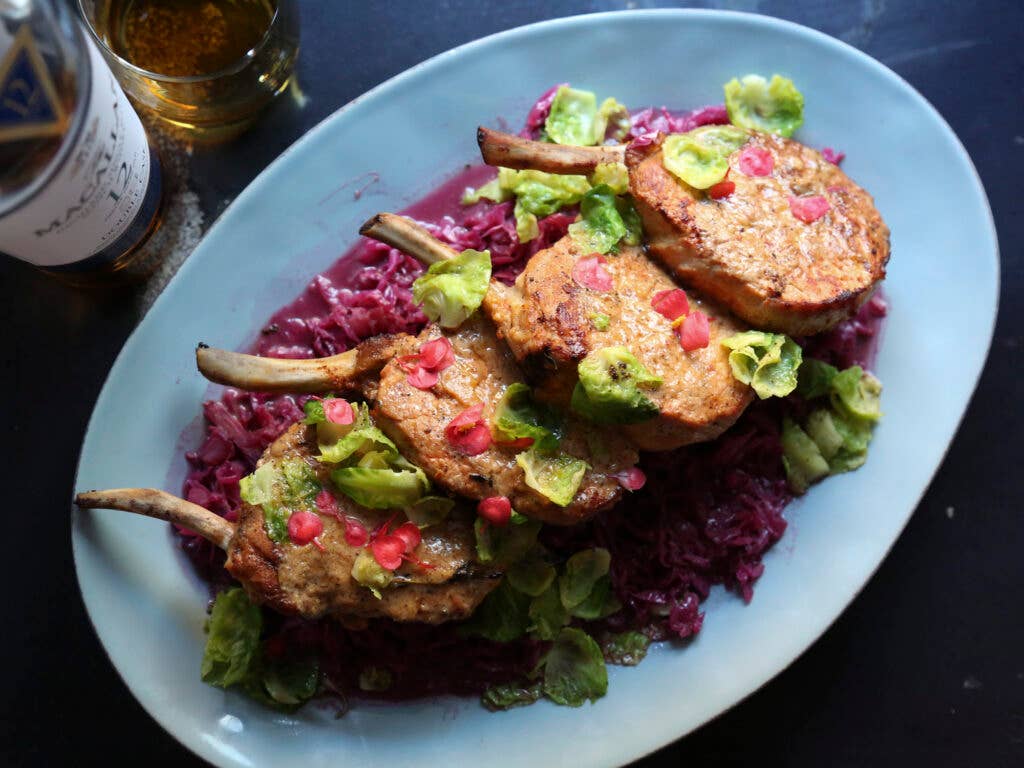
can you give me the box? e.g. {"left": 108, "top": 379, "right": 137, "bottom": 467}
{"left": 359, "top": 213, "right": 455, "bottom": 266}
{"left": 75, "top": 487, "right": 234, "bottom": 551}
{"left": 476, "top": 127, "right": 624, "bottom": 174}
{"left": 196, "top": 338, "right": 401, "bottom": 394}
{"left": 359, "top": 212, "right": 386, "bottom": 237}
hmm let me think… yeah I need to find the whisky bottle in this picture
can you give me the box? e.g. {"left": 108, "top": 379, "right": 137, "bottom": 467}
{"left": 0, "top": 0, "right": 162, "bottom": 277}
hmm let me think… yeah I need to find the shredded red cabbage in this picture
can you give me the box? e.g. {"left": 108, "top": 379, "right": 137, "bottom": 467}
{"left": 178, "top": 86, "right": 885, "bottom": 703}
{"left": 520, "top": 82, "right": 566, "bottom": 139}
{"left": 422, "top": 203, "right": 576, "bottom": 285}
{"left": 629, "top": 104, "right": 730, "bottom": 138}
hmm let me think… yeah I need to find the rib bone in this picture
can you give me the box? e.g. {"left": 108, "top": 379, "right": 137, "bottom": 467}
{"left": 359, "top": 213, "right": 515, "bottom": 306}
{"left": 195, "top": 333, "right": 403, "bottom": 394}
{"left": 76, "top": 488, "right": 234, "bottom": 550}
{"left": 477, "top": 126, "right": 625, "bottom": 174}
{"left": 360, "top": 213, "right": 456, "bottom": 265}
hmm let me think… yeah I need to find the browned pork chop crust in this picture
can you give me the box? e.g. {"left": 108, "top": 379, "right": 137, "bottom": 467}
{"left": 226, "top": 423, "right": 499, "bottom": 624}
{"left": 372, "top": 318, "right": 639, "bottom": 525}
{"left": 627, "top": 130, "right": 890, "bottom": 335}
{"left": 485, "top": 239, "right": 753, "bottom": 451}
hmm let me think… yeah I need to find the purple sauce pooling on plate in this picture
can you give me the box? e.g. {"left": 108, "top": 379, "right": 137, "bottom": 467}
{"left": 178, "top": 93, "right": 887, "bottom": 704}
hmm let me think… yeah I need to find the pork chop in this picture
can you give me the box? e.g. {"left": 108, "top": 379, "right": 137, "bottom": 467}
{"left": 226, "top": 422, "right": 500, "bottom": 624}
{"left": 372, "top": 317, "right": 639, "bottom": 525}
{"left": 484, "top": 238, "right": 753, "bottom": 451}
{"left": 627, "top": 130, "right": 890, "bottom": 335}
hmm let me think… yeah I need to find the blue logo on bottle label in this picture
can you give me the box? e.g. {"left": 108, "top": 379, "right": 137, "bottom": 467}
{"left": 0, "top": 25, "right": 67, "bottom": 142}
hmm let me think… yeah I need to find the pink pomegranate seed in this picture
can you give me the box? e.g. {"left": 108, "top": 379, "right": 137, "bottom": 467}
{"left": 392, "top": 521, "right": 422, "bottom": 554}
{"left": 398, "top": 336, "right": 455, "bottom": 390}
{"left": 371, "top": 535, "right": 405, "bottom": 571}
{"left": 323, "top": 399, "right": 355, "bottom": 425}
{"left": 287, "top": 510, "right": 323, "bottom": 546}
{"left": 614, "top": 467, "right": 647, "bottom": 491}
{"left": 789, "top": 195, "right": 830, "bottom": 223}
{"left": 452, "top": 424, "right": 492, "bottom": 455}
{"left": 477, "top": 496, "right": 513, "bottom": 527}
{"left": 651, "top": 288, "right": 689, "bottom": 321}
{"left": 444, "top": 404, "right": 492, "bottom": 456}
{"left": 344, "top": 517, "right": 369, "bottom": 548}
{"left": 405, "top": 366, "right": 439, "bottom": 389}
{"left": 396, "top": 354, "right": 421, "bottom": 374}
{"left": 821, "top": 147, "right": 845, "bottom": 165}
{"left": 315, "top": 489, "right": 341, "bottom": 520}
{"left": 572, "top": 255, "right": 613, "bottom": 291}
{"left": 738, "top": 146, "right": 774, "bottom": 176}
{"left": 418, "top": 336, "right": 455, "bottom": 370}
{"left": 678, "top": 311, "right": 710, "bottom": 351}
{"left": 707, "top": 179, "right": 735, "bottom": 199}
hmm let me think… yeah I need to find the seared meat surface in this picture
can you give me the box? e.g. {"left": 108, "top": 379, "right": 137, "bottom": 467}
{"left": 197, "top": 319, "right": 638, "bottom": 525}
{"left": 627, "top": 130, "right": 890, "bottom": 335}
{"left": 485, "top": 238, "right": 752, "bottom": 451}
{"left": 226, "top": 422, "right": 500, "bottom": 624}
{"left": 373, "top": 317, "right": 639, "bottom": 525}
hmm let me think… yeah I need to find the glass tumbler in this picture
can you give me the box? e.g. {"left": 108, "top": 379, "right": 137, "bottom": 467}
{"left": 77, "top": 0, "right": 299, "bottom": 140}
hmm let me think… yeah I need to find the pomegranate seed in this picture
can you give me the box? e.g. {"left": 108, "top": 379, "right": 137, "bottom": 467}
{"left": 572, "top": 255, "right": 613, "bottom": 291}
{"left": 315, "top": 489, "right": 340, "bottom": 519}
{"left": 707, "top": 179, "right": 735, "bottom": 199}
{"left": 678, "top": 311, "right": 710, "bottom": 351}
{"left": 446, "top": 403, "right": 484, "bottom": 431}
{"left": 323, "top": 399, "right": 355, "bottom": 425}
{"left": 444, "top": 404, "right": 492, "bottom": 456}
{"left": 789, "top": 195, "right": 830, "bottom": 223}
{"left": 821, "top": 147, "right": 845, "bottom": 165}
{"left": 392, "top": 521, "right": 422, "bottom": 554}
{"left": 371, "top": 512, "right": 398, "bottom": 541}
{"left": 738, "top": 146, "right": 774, "bottom": 176}
{"left": 344, "top": 517, "right": 369, "bottom": 547}
{"left": 418, "top": 336, "right": 455, "bottom": 370}
{"left": 651, "top": 288, "right": 690, "bottom": 321}
{"left": 396, "top": 353, "right": 421, "bottom": 375}
{"left": 371, "top": 535, "right": 405, "bottom": 571}
{"left": 453, "top": 424, "right": 492, "bottom": 455}
{"left": 287, "top": 510, "right": 324, "bottom": 546}
{"left": 614, "top": 467, "right": 647, "bottom": 491}
{"left": 478, "top": 496, "right": 512, "bottom": 527}
{"left": 398, "top": 336, "right": 455, "bottom": 390}
{"left": 405, "top": 366, "right": 439, "bottom": 389}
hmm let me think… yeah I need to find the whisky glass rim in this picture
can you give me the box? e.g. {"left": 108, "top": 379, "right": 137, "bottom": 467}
{"left": 76, "top": 0, "right": 285, "bottom": 84}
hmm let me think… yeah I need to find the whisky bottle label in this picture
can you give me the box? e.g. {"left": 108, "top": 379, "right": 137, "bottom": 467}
{"left": 0, "top": 30, "right": 154, "bottom": 267}
{"left": 0, "top": 26, "right": 67, "bottom": 141}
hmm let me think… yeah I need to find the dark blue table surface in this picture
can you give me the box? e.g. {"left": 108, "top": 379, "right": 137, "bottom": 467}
{"left": 3, "top": 2, "right": 1022, "bottom": 766}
